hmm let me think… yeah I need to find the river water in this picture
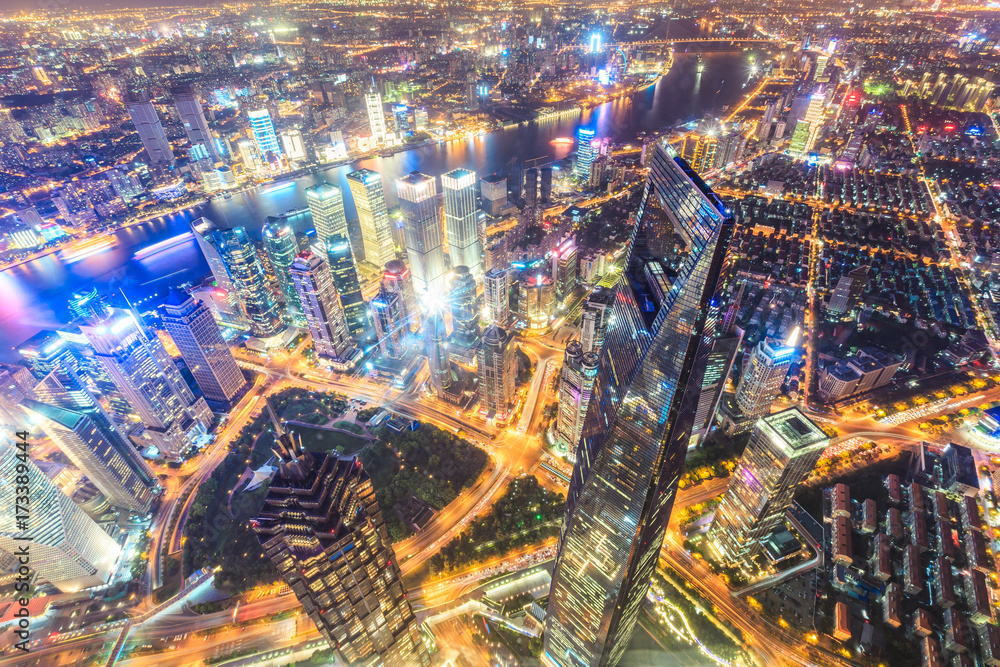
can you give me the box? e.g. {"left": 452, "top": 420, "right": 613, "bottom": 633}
{"left": 1, "top": 51, "right": 756, "bottom": 355}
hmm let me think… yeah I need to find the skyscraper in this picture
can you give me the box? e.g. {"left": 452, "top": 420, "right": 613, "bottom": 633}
{"left": 544, "top": 145, "right": 734, "bottom": 666}
{"left": 262, "top": 216, "right": 302, "bottom": 319}
{"left": 708, "top": 409, "right": 828, "bottom": 563}
{"left": 484, "top": 267, "right": 509, "bottom": 326}
{"left": 574, "top": 127, "right": 597, "bottom": 178}
{"left": 21, "top": 398, "right": 158, "bottom": 514}
{"left": 381, "top": 259, "right": 418, "bottom": 332}
{"left": 397, "top": 171, "right": 446, "bottom": 294}
{"left": 442, "top": 168, "right": 483, "bottom": 277}
{"left": 304, "top": 182, "right": 349, "bottom": 247}
{"left": 290, "top": 252, "right": 352, "bottom": 361}
{"left": 579, "top": 287, "right": 614, "bottom": 354}
{"left": 450, "top": 265, "right": 479, "bottom": 338}
{"left": 480, "top": 174, "right": 508, "bottom": 216}
{"left": 346, "top": 169, "right": 395, "bottom": 268}
{"left": 540, "top": 166, "right": 553, "bottom": 203}
{"left": 524, "top": 167, "right": 538, "bottom": 206}
{"left": 159, "top": 289, "right": 248, "bottom": 407}
{"left": 732, "top": 331, "right": 798, "bottom": 428}
{"left": 81, "top": 309, "right": 213, "bottom": 457}
{"left": 365, "top": 85, "right": 387, "bottom": 144}
{"left": 248, "top": 108, "right": 281, "bottom": 159}
{"left": 691, "top": 332, "right": 742, "bottom": 446}
{"left": 478, "top": 325, "right": 516, "bottom": 418}
{"left": 212, "top": 227, "right": 284, "bottom": 339}
{"left": 189, "top": 217, "right": 245, "bottom": 323}
{"left": 556, "top": 341, "right": 599, "bottom": 457}
{"left": 828, "top": 265, "right": 870, "bottom": 317}
{"left": 0, "top": 443, "right": 124, "bottom": 593}
{"left": 68, "top": 288, "right": 111, "bottom": 322}
{"left": 371, "top": 290, "right": 407, "bottom": 359}
{"left": 126, "top": 92, "right": 174, "bottom": 166}
{"left": 251, "top": 409, "right": 428, "bottom": 666}
{"left": 425, "top": 307, "right": 451, "bottom": 399}
{"left": 552, "top": 236, "right": 578, "bottom": 305}
{"left": 325, "top": 234, "right": 369, "bottom": 339}
{"left": 172, "top": 84, "right": 221, "bottom": 164}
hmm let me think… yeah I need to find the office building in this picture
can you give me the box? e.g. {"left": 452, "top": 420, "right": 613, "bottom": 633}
{"left": 0, "top": 444, "right": 124, "bottom": 593}
{"left": 518, "top": 271, "right": 553, "bottom": 331}
{"left": 365, "top": 85, "right": 387, "bottom": 144}
{"left": 552, "top": 236, "right": 578, "bottom": 305}
{"left": 509, "top": 160, "right": 523, "bottom": 201}
{"left": 481, "top": 174, "right": 508, "bottom": 216}
{"left": 381, "top": 259, "right": 418, "bottom": 332}
{"left": 733, "top": 332, "right": 798, "bottom": 426}
{"left": 442, "top": 168, "right": 483, "bottom": 276}
{"left": 556, "top": 342, "right": 599, "bottom": 457}
{"left": 172, "top": 84, "right": 221, "bottom": 164}
{"left": 346, "top": 169, "right": 395, "bottom": 267}
{"left": 126, "top": 93, "right": 174, "bottom": 166}
{"left": 371, "top": 290, "right": 407, "bottom": 359}
{"left": 709, "top": 409, "right": 829, "bottom": 563}
{"left": 544, "top": 145, "right": 733, "bottom": 666}
{"left": 325, "top": 234, "right": 369, "bottom": 339}
{"left": 478, "top": 325, "right": 516, "bottom": 418}
{"left": 425, "top": 308, "right": 451, "bottom": 399}
{"left": 21, "top": 398, "right": 158, "bottom": 514}
{"left": 262, "top": 216, "right": 303, "bottom": 318}
{"left": 484, "top": 268, "right": 509, "bottom": 326}
{"left": 281, "top": 130, "right": 306, "bottom": 161}
{"left": 68, "top": 288, "right": 111, "bottom": 322}
{"left": 575, "top": 127, "right": 597, "bottom": 178}
{"left": 524, "top": 167, "right": 538, "bottom": 206}
{"left": 397, "top": 172, "right": 446, "bottom": 294}
{"left": 540, "top": 166, "right": 552, "bottom": 203}
{"left": 305, "top": 182, "right": 349, "bottom": 247}
{"left": 159, "top": 290, "right": 248, "bottom": 407}
{"left": 450, "top": 265, "right": 479, "bottom": 338}
{"left": 691, "top": 333, "right": 741, "bottom": 445}
{"left": 290, "top": 252, "right": 352, "bottom": 361}
{"left": 580, "top": 287, "right": 614, "bottom": 354}
{"left": 248, "top": 108, "right": 281, "bottom": 159}
{"left": 251, "top": 408, "right": 428, "bottom": 666}
{"left": 212, "top": 227, "right": 284, "bottom": 339}
{"left": 827, "top": 265, "right": 869, "bottom": 317}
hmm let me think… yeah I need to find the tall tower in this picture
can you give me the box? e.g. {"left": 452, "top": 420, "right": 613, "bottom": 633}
{"left": 172, "top": 84, "right": 221, "bottom": 164}
{"left": 21, "top": 398, "right": 158, "bottom": 513}
{"left": 371, "top": 290, "right": 407, "bottom": 359}
{"left": 325, "top": 234, "right": 369, "bottom": 339}
{"left": 0, "top": 442, "right": 124, "bottom": 593}
{"left": 556, "top": 342, "right": 599, "bottom": 458}
{"left": 691, "top": 331, "right": 742, "bottom": 446}
{"left": 365, "top": 85, "right": 387, "bottom": 144}
{"left": 524, "top": 167, "right": 538, "bottom": 206}
{"left": 381, "top": 259, "right": 418, "bottom": 332}
{"left": 212, "top": 227, "right": 284, "bottom": 339}
{"left": 305, "top": 182, "right": 350, "bottom": 247}
{"left": 397, "top": 171, "right": 446, "bottom": 294}
{"left": 478, "top": 325, "right": 515, "bottom": 418}
{"left": 544, "top": 145, "right": 734, "bottom": 666}
{"left": 733, "top": 331, "right": 798, "bottom": 426}
{"left": 290, "top": 252, "right": 352, "bottom": 361}
{"left": 248, "top": 108, "right": 281, "bottom": 159}
{"left": 346, "top": 168, "right": 395, "bottom": 268}
{"left": 425, "top": 307, "right": 451, "bottom": 399}
{"left": 251, "top": 409, "right": 428, "bottom": 666}
{"left": 450, "top": 265, "right": 479, "bottom": 339}
{"left": 159, "top": 289, "right": 248, "bottom": 407}
{"left": 442, "top": 168, "right": 483, "bottom": 276}
{"left": 574, "top": 127, "right": 597, "bottom": 178}
{"left": 484, "top": 267, "right": 509, "bottom": 326}
{"left": 126, "top": 92, "right": 174, "bottom": 166}
{"left": 580, "top": 287, "right": 614, "bottom": 354}
{"left": 708, "top": 409, "right": 828, "bottom": 563}
{"left": 68, "top": 288, "right": 112, "bottom": 322}
{"left": 540, "top": 166, "right": 553, "bottom": 203}
{"left": 480, "top": 174, "right": 508, "bottom": 217}
{"left": 189, "top": 217, "right": 244, "bottom": 321}
{"left": 262, "top": 216, "right": 303, "bottom": 318}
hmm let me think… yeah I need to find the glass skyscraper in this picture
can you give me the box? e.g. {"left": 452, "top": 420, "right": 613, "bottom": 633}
{"left": 262, "top": 216, "right": 303, "bottom": 319}
{"left": 397, "top": 171, "right": 446, "bottom": 294}
{"left": 325, "top": 234, "right": 369, "bottom": 339}
{"left": 346, "top": 168, "right": 395, "bottom": 268}
{"left": 248, "top": 108, "right": 281, "bottom": 158}
{"left": 290, "top": 251, "right": 352, "bottom": 361}
{"left": 442, "top": 168, "right": 483, "bottom": 276}
{"left": 212, "top": 227, "right": 284, "bottom": 339}
{"left": 304, "top": 181, "right": 350, "bottom": 249}
{"left": 544, "top": 144, "right": 734, "bottom": 667}
{"left": 574, "top": 127, "right": 597, "bottom": 179}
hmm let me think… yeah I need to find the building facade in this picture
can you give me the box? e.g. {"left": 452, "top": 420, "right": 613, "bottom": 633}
{"left": 397, "top": 172, "right": 446, "bottom": 294}
{"left": 442, "top": 168, "right": 483, "bottom": 277}
{"left": 478, "top": 325, "right": 516, "bottom": 418}
{"left": 346, "top": 169, "right": 395, "bottom": 268}
{"left": 290, "top": 252, "right": 352, "bottom": 361}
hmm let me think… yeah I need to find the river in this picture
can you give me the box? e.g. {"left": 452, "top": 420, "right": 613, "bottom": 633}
{"left": 0, "top": 51, "right": 758, "bottom": 356}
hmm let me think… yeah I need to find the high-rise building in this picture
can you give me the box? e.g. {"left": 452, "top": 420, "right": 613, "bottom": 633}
{"left": 290, "top": 252, "right": 352, "bottom": 361}
{"left": 397, "top": 172, "right": 446, "bottom": 294}
{"left": 484, "top": 268, "right": 509, "bottom": 326}
{"left": 325, "top": 234, "right": 369, "bottom": 339}
{"left": 478, "top": 325, "right": 516, "bottom": 418}
{"left": 371, "top": 290, "right": 407, "bottom": 359}
{"left": 450, "top": 265, "right": 479, "bottom": 338}
{"left": 81, "top": 309, "right": 213, "bottom": 457}
{"left": 732, "top": 332, "right": 798, "bottom": 428}
{"left": 212, "top": 227, "right": 284, "bottom": 339}
{"left": 346, "top": 169, "right": 395, "bottom": 268}
{"left": 544, "top": 145, "right": 734, "bottom": 666}
{"left": 381, "top": 259, "right": 418, "bottom": 332}
{"left": 262, "top": 216, "right": 302, "bottom": 319}
{"left": 480, "top": 174, "right": 508, "bottom": 216}
{"left": 579, "top": 287, "right": 614, "bottom": 354}
{"left": 172, "top": 84, "right": 221, "bottom": 164}
{"left": 524, "top": 167, "right": 538, "bottom": 206}
{"left": 251, "top": 409, "right": 428, "bottom": 666}
{"left": 305, "top": 182, "right": 349, "bottom": 247}
{"left": 828, "top": 265, "right": 870, "bottom": 317}
{"left": 574, "top": 127, "right": 597, "bottom": 178}
{"left": 709, "top": 409, "right": 828, "bottom": 563}
{"left": 540, "top": 166, "right": 553, "bottom": 203}
{"left": 442, "top": 168, "right": 483, "bottom": 276}
{"left": 365, "top": 86, "right": 387, "bottom": 144}
{"left": 0, "top": 444, "right": 124, "bottom": 593}
{"left": 556, "top": 341, "right": 599, "bottom": 457}
{"left": 425, "top": 307, "right": 451, "bottom": 399}
{"left": 248, "top": 108, "right": 281, "bottom": 159}
{"left": 509, "top": 160, "right": 523, "bottom": 201}
{"left": 552, "top": 236, "right": 578, "bottom": 305}
{"left": 518, "top": 271, "right": 553, "bottom": 331}
{"left": 281, "top": 130, "right": 306, "bottom": 161}
{"left": 21, "top": 398, "right": 158, "bottom": 513}
{"left": 691, "top": 332, "right": 742, "bottom": 446}
{"left": 159, "top": 290, "right": 248, "bottom": 407}
{"left": 68, "top": 288, "right": 112, "bottom": 322}
{"left": 189, "top": 217, "right": 244, "bottom": 323}
{"left": 126, "top": 92, "right": 174, "bottom": 166}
